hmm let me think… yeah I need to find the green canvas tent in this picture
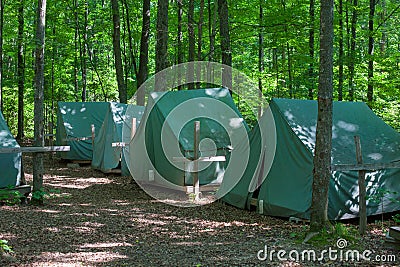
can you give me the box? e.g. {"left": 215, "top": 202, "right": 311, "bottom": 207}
{"left": 56, "top": 102, "right": 109, "bottom": 161}
{"left": 91, "top": 102, "right": 144, "bottom": 174}
{"left": 124, "top": 88, "right": 249, "bottom": 188}
{"left": 219, "top": 98, "right": 400, "bottom": 220}
{"left": 0, "top": 111, "right": 22, "bottom": 188}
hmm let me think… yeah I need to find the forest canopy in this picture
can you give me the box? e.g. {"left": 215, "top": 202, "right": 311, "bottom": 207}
{"left": 0, "top": 0, "right": 399, "bottom": 138}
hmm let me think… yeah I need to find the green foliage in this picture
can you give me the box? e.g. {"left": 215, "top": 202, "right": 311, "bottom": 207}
{"left": 0, "top": 239, "right": 13, "bottom": 254}
{"left": 0, "top": 187, "right": 23, "bottom": 206}
{"left": 308, "top": 223, "right": 359, "bottom": 248}
{"left": 31, "top": 188, "right": 50, "bottom": 203}
{"left": 393, "top": 214, "right": 400, "bottom": 224}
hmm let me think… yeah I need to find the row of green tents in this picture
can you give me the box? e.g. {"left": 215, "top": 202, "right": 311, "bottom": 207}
{"left": 3, "top": 87, "right": 397, "bottom": 221}
{"left": 55, "top": 101, "right": 144, "bottom": 175}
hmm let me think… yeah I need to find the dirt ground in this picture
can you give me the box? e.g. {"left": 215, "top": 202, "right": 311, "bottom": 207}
{"left": 0, "top": 154, "right": 399, "bottom": 266}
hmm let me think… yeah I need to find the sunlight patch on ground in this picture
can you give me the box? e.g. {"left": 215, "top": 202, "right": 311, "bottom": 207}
{"left": 79, "top": 242, "right": 133, "bottom": 249}
{"left": 35, "top": 251, "right": 128, "bottom": 265}
{"left": 46, "top": 177, "right": 113, "bottom": 189}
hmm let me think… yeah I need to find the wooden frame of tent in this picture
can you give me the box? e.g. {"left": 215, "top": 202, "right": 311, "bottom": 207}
{"left": 115, "top": 120, "right": 225, "bottom": 200}
{"left": 249, "top": 135, "right": 400, "bottom": 235}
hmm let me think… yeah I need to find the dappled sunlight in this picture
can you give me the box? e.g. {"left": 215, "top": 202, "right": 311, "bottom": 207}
{"left": 79, "top": 242, "right": 133, "bottom": 249}
{"left": 35, "top": 251, "right": 128, "bottom": 265}
{"left": 46, "top": 176, "right": 114, "bottom": 189}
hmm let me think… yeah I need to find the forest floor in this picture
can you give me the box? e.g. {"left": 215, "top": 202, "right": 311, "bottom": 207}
{"left": 0, "top": 154, "right": 399, "bottom": 267}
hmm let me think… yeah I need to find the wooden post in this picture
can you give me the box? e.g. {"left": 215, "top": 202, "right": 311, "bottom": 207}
{"left": 193, "top": 121, "right": 200, "bottom": 201}
{"left": 131, "top": 117, "right": 137, "bottom": 141}
{"left": 355, "top": 136, "right": 367, "bottom": 235}
{"left": 91, "top": 124, "right": 95, "bottom": 148}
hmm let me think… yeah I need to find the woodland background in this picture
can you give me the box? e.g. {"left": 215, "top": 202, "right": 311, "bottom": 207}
{"left": 0, "top": 0, "right": 399, "bottom": 139}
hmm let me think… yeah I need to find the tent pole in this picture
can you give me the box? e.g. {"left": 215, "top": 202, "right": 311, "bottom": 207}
{"left": 91, "top": 124, "right": 95, "bottom": 148}
{"left": 193, "top": 121, "right": 200, "bottom": 201}
{"left": 131, "top": 118, "right": 137, "bottom": 141}
{"left": 354, "top": 136, "right": 367, "bottom": 235}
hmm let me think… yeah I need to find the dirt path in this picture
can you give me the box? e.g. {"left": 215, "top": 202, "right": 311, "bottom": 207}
{"left": 0, "top": 155, "right": 399, "bottom": 266}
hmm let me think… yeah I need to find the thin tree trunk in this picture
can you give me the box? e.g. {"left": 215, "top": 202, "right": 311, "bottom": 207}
{"left": 308, "top": 0, "right": 315, "bottom": 100}
{"left": 177, "top": 0, "right": 183, "bottom": 90}
{"left": 197, "top": 0, "right": 204, "bottom": 88}
{"left": 218, "top": 0, "right": 232, "bottom": 90}
{"left": 155, "top": 0, "right": 169, "bottom": 90}
{"left": 258, "top": 0, "right": 264, "bottom": 118}
{"left": 111, "top": 0, "right": 126, "bottom": 103}
{"left": 33, "top": 0, "right": 46, "bottom": 204}
{"left": 310, "top": 0, "right": 334, "bottom": 233}
{"left": 0, "top": 0, "right": 3, "bottom": 112}
{"left": 122, "top": 0, "right": 138, "bottom": 79}
{"left": 17, "top": 0, "right": 24, "bottom": 141}
{"left": 188, "top": 0, "right": 195, "bottom": 89}
{"left": 74, "top": 0, "right": 79, "bottom": 101}
{"left": 209, "top": 0, "right": 217, "bottom": 62}
{"left": 348, "top": 0, "right": 357, "bottom": 101}
{"left": 379, "top": 0, "right": 386, "bottom": 53}
{"left": 367, "top": 0, "right": 375, "bottom": 104}
{"left": 137, "top": 0, "right": 150, "bottom": 103}
{"left": 338, "top": 0, "right": 344, "bottom": 101}
{"left": 81, "top": 1, "right": 88, "bottom": 101}
{"left": 287, "top": 43, "right": 293, "bottom": 98}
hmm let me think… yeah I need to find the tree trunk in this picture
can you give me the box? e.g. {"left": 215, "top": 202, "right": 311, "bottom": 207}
{"left": 188, "top": 0, "right": 195, "bottom": 89}
{"left": 367, "top": 0, "right": 375, "bottom": 104}
{"left": 111, "top": 0, "right": 126, "bottom": 103}
{"left": 73, "top": 0, "right": 79, "bottom": 101}
{"left": 338, "top": 0, "right": 344, "bottom": 101}
{"left": 17, "top": 0, "right": 24, "bottom": 141}
{"left": 308, "top": 0, "right": 315, "bottom": 100}
{"left": 0, "top": 0, "right": 3, "bottom": 112}
{"left": 287, "top": 43, "right": 293, "bottom": 98}
{"left": 177, "top": 0, "right": 183, "bottom": 90}
{"left": 197, "top": 0, "right": 204, "bottom": 88}
{"left": 348, "top": 0, "right": 357, "bottom": 101}
{"left": 81, "top": 1, "right": 88, "bottom": 101}
{"left": 155, "top": 0, "right": 169, "bottom": 90}
{"left": 32, "top": 0, "right": 46, "bottom": 204}
{"left": 209, "top": 0, "right": 217, "bottom": 62}
{"left": 309, "top": 0, "right": 334, "bottom": 233}
{"left": 218, "top": 0, "right": 232, "bottom": 90}
{"left": 122, "top": 0, "right": 138, "bottom": 80}
{"left": 258, "top": 0, "right": 264, "bottom": 118}
{"left": 137, "top": 0, "right": 150, "bottom": 103}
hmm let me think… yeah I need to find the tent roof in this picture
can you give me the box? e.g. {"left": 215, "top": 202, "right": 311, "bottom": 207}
{"left": 272, "top": 98, "right": 400, "bottom": 164}
{"left": 56, "top": 101, "right": 110, "bottom": 160}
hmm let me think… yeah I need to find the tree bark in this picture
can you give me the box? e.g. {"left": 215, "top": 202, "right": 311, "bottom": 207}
{"left": 348, "top": 0, "right": 357, "bottom": 101}
{"left": 0, "top": 0, "right": 3, "bottom": 112}
{"left": 73, "top": 0, "right": 79, "bottom": 101}
{"left": 258, "top": 0, "right": 264, "bottom": 117}
{"left": 338, "top": 0, "right": 344, "bottom": 101}
{"left": 218, "top": 0, "right": 232, "bottom": 90}
{"left": 177, "top": 0, "right": 183, "bottom": 90}
{"left": 155, "top": 0, "right": 169, "bottom": 90}
{"left": 367, "top": 0, "right": 375, "bottom": 104}
{"left": 137, "top": 0, "right": 150, "bottom": 103}
{"left": 310, "top": 0, "right": 334, "bottom": 233}
{"left": 33, "top": 0, "right": 46, "bottom": 204}
{"left": 197, "top": 0, "right": 204, "bottom": 88}
{"left": 188, "top": 0, "right": 195, "bottom": 89}
{"left": 308, "top": 0, "right": 315, "bottom": 100}
{"left": 17, "top": 0, "right": 25, "bottom": 141}
{"left": 82, "top": 1, "right": 88, "bottom": 101}
{"left": 111, "top": 0, "right": 126, "bottom": 103}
